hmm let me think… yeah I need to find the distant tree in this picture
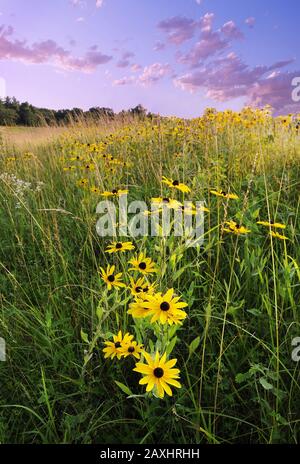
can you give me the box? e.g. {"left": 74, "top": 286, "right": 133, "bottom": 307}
{"left": 18, "top": 102, "right": 38, "bottom": 126}
{"left": 129, "top": 104, "right": 147, "bottom": 118}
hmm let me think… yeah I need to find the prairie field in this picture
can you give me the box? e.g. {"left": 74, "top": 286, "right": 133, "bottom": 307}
{"left": 0, "top": 108, "right": 300, "bottom": 444}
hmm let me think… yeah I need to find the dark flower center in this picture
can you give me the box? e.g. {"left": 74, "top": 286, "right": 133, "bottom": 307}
{"left": 160, "top": 302, "right": 170, "bottom": 311}
{"left": 153, "top": 367, "right": 164, "bottom": 378}
{"left": 128, "top": 346, "right": 135, "bottom": 353}
{"left": 114, "top": 342, "right": 121, "bottom": 348}
{"left": 172, "top": 180, "right": 179, "bottom": 186}
{"left": 220, "top": 190, "right": 226, "bottom": 195}
{"left": 135, "top": 286, "right": 143, "bottom": 293}
{"left": 162, "top": 197, "right": 170, "bottom": 203}
{"left": 139, "top": 262, "right": 147, "bottom": 270}
{"left": 143, "top": 286, "right": 149, "bottom": 292}
{"left": 108, "top": 275, "right": 115, "bottom": 282}
{"left": 112, "top": 189, "right": 118, "bottom": 194}
{"left": 115, "top": 243, "right": 123, "bottom": 249}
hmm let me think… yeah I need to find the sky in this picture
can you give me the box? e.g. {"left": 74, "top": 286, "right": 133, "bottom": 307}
{"left": 0, "top": 0, "right": 299, "bottom": 117}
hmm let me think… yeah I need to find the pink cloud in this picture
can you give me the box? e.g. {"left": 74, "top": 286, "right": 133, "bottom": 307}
{"left": 113, "top": 62, "right": 172, "bottom": 87}
{"left": 174, "top": 52, "right": 299, "bottom": 113}
{"left": 177, "top": 31, "right": 229, "bottom": 67}
{"left": 0, "top": 25, "right": 112, "bottom": 72}
{"left": 157, "top": 16, "right": 198, "bottom": 45}
{"left": 221, "top": 21, "right": 244, "bottom": 39}
{"left": 131, "top": 63, "right": 142, "bottom": 72}
{"left": 153, "top": 41, "right": 165, "bottom": 52}
{"left": 173, "top": 13, "right": 242, "bottom": 68}
{"left": 245, "top": 17, "right": 256, "bottom": 28}
{"left": 138, "top": 62, "right": 171, "bottom": 85}
{"left": 117, "top": 51, "right": 135, "bottom": 68}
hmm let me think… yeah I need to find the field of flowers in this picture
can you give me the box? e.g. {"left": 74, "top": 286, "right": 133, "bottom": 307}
{"left": 0, "top": 107, "right": 299, "bottom": 444}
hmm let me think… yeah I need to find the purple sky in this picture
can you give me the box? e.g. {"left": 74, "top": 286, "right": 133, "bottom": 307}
{"left": 0, "top": 0, "right": 299, "bottom": 117}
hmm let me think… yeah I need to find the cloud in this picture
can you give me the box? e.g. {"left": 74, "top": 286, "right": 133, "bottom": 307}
{"left": 113, "top": 76, "right": 135, "bottom": 86}
{"left": 157, "top": 16, "right": 198, "bottom": 45}
{"left": 221, "top": 20, "right": 244, "bottom": 39}
{"left": 138, "top": 62, "right": 171, "bottom": 85}
{"left": 195, "top": 0, "right": 203, "bottom": 4}
{"left": 177, "top": 31, "right": 228, "bottom": 67}
{"left": 116, "top": 51, "right": 135, "bottom": 68}
{"left": 131, "top": 63, "right": 142, "bottom": 72}
{"left": 245, "top": 17, "right": 255, "bottom": 28}
{"left": 163, "top": 13, "right": 243, "bottom": 68}
{"left": 174, "top": 52, "right": 299, "bottom": 113}
{"left": 96, "top": 0, "right": 104, "bottom": 7}
{"left": 0, "top": 25, "right": 112, "bottom": 72}
{"left": 113, "top": 62, "right": 172, "bottom": 87}
{"left": 153, "top": 41, "right": 165, "bottom": 52}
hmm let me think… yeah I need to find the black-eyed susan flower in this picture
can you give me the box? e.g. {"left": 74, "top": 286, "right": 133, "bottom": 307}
{"left": 133, "top": 351, "right": 181, "bottom": 398}
{"left": 162, "top": 176, "right": 191, "bottom": 193}
{"left": 101, "top": 189, "right": 128, "bottom": 197}
{"left": 90, "top": 186, "right": 101, "bottom": 194}
{"left": 224, "top": 221, "right": 251, "bottom": 235}
{"left": 99, "top": 265, "right": 126, "bottom": 291}
{"left": 105, "top": 241, "right": 135, "bottom": 254}
{"left": 82, "top": 163, "right": 96, "bottom": 171}
{"left": 257, "top": 220, "right": 286, "bottom": 229}
{"left": 120, "top": 340, "right": 144, "bottom": 359}
{"left": 210, "top": 189, "right": 238, "bottom": 200}
{"left": 102, "top": 331, "right": 134, "bottom": 360}
{"left": 128, "top": 252, "right": 158, "bottom": 275}
{"left": 63, "top": 165, "right": 76, "bottom": 171}
{"left": 269, "top": 231, "right": 289, "bottom": 241}
{"left": 142, "top": 289, "right": 188, "bottom": 325}
{"left": 128, "top": 277, "right": 156, "bottom": 297}
{"left": 77, "top": 178, "right": 89, "bottom": 188}
{"left": 128, "top": 298, "right": 152, "bottom": 319}
{"left": 151, "top": 197, "right": 182, "bottom": 209}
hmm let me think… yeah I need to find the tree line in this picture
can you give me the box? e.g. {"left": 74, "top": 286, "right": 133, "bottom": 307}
{"left": 0, "top": 97, "right": 151, "bottom": 126}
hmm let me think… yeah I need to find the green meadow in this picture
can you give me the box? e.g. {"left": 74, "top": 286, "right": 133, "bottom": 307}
{"left": 0, "top": 108, "right": 299, "bottom": 444}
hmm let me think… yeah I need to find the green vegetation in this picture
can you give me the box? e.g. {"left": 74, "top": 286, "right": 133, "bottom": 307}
{"left": 0, "top": 108, "right": 299, "bottom": 444}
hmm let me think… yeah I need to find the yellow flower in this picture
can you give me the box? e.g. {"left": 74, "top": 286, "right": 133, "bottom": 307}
{"left": 102, "top": 331, "right": 134, "bottom": 360}
{"left": 128, "top": 252, "right": 158, "bottom": 275}
{"left": 101, "top": 189, "right": 128, "bottom": 197}
{"left": 224, "top": 221, "right": 251, "bottom": 235}
{"left": 175, "top": 204, "right": 210, "bottom": 215}
{"left": 162, "top": 176, "right": 191, "bottom": 193}
{"left": 119, "top": 341, "right": 144, "bottom": 359}
{"left": 81, "top": 163, "right": 96, "bottom": 171}
{"left": 151, "top": 197, "right": 182, "bottom": 209}
{"left": 128, "top": 298, "right": 152, "bottom": 319}
{"left": 99, "top": 265, "right": 126, "bottom": 290}
{"left": 143, "top": 289, "right": 188, "bottom": 325}
{"left": 134, "top": 351, "right": 181, "bottom": 398}
{"left": 210, "top": 189, "right": 238, "bottom": 200}
{"left": 269, "top": 231, "right": 289, "bottom": 241}
{"left": 63, "top": 165, "right": 76, "bottom": 171}
{"left": 105, "top": 241, "right": 135, "bottom": 254}
{"left": 128, "top": 277, "right": 156, "bottom": 297}
{"left": 90, "top": 186, "right": 101, "bottom": 194}
{"left": 257, "top": 220, "right": 286, "bottom": 229}
{"left": 77, "top": 178, "right": 89, "bottom": 188}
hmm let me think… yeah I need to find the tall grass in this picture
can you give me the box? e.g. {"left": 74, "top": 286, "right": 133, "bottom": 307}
{"left": 0, "top": 109, "right": 299, "bottom": 444}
